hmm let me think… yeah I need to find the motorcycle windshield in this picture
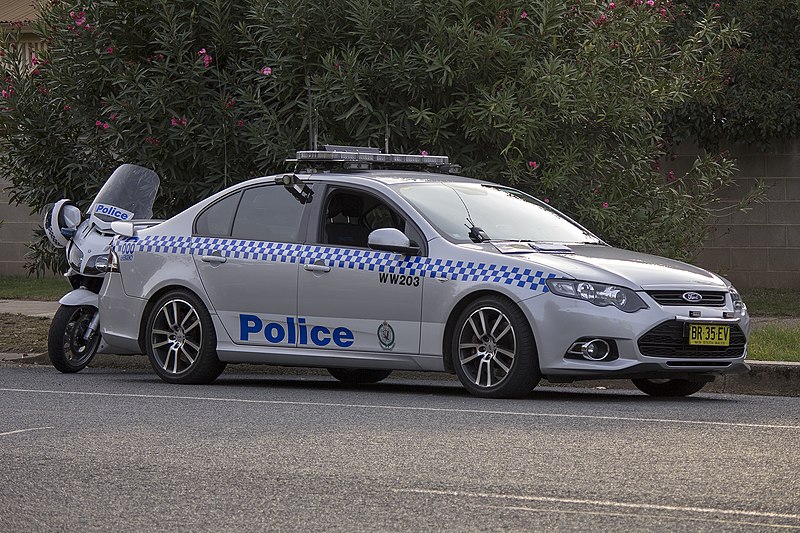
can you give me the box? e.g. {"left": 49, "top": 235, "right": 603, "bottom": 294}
{"left": 88, "top": 164, "right": 160, "bottom": 222}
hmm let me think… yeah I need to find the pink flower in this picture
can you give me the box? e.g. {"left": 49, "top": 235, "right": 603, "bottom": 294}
{"left": 260, "top": 66, "right": 272, "bottom": 76}
{"left": 106, "top": 47, "right": 113, "bottom": 54}
{"left": 1, "top": 89, "right": 8, "bottom": 98}
{"left": 528, "top": 160, "right": 539, "bottom": 170}
{"left": 713, "top": 2, "right": 720, "bottom": 8}
{"left": 226, "top": 98, "right": 236, "bottom": 108}
{"left": 171, "top": 116, "right": 188, "bottom": 127}
{"left": 667, "top": 171, "right": 676, "bottom": 181}
{"left": 203, "top": 54, "right": 213, "bottom": 68}
{"left": 646, "top": 0, "right": 654, "bottom": 5}
{"left": 31, "top": 53, "right": 39, "bottom": 66}
{"left": 144, "top": 136, "right": 161, "bottom": 146}
{"left": 602, "top": 202, "right": 609, "bottom": 208}
{"left": 660, "top": 7, "right": 667, "bottom": 17}
{"left": 608, "top": 2, "right": 616, "bottom": 9}
{"left": 420, "top": 150, "right": 429, "bottom": 156}
{"left": 198, "top": 48, "right": 207, "bottom": 56}
{"left": 95, "top": 120, "right": 109, "bottom": 129}
{"left": 63, "top": 104, "right": 71, "bottom": 111}
{"left": 543, "top": 198, "right": 550, "bottom": 204}
{"left": 237, "top": 119, "right": 245, "bottom": 128}
{"left": 520, "top": 11, "right": 528, "bottom": 19}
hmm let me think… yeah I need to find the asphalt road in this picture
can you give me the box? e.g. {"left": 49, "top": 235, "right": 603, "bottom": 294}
{"left": 1, "top": 365, "right": 799, "bottom": 532}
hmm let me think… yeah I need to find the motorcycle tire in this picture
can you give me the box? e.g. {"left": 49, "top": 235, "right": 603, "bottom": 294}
{"left": 47, "top": 304, "right": 101, "bottom": 373}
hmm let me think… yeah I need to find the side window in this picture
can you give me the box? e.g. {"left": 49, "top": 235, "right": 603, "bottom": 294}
{"left": 231, "top": 185, "right": 308, "bottom": 242}
{"left": 195, "top": 192, "right": 241, "bottom": 237}
{"left": 322, "top": 188, "right": 424, "bottom": 251}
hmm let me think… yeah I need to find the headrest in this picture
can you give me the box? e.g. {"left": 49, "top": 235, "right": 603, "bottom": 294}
{"left": 327, "top": 194, "right": 363, "bottom": 218}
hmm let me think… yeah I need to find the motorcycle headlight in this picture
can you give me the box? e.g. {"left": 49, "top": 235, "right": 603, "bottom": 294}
{"left": 546, "top": 279, "right": 648, "bottom": 313}
{"left": 83, "top": 254, "right": 106, "bottom": 275}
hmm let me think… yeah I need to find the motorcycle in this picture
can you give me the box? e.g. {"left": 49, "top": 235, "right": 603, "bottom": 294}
{"left": 44, "top": 164, "right": 160, "bottom": 373}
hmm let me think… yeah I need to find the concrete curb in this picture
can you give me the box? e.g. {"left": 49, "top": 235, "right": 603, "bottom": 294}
{"left": 2, "top": 352, "right": 797, "bottom": 397}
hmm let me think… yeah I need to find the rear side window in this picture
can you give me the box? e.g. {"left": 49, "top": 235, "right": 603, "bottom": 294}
{"left": 195, "top": 192, "right": 241, "bottom": 237}
{"left": 231, "top": 185, "right": 308, "bottom": 242}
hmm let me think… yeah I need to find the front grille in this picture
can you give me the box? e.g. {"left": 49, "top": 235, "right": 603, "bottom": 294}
{"left": 646, "top": 291, "right": 727, "bottom": 307}
{"left": 638, "top": 320, "right": 746, "bottom": 358}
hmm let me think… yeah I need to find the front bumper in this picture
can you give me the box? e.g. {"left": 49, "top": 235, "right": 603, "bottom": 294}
{"left": 521, "top": 292, "right": 749, "bottom": 381}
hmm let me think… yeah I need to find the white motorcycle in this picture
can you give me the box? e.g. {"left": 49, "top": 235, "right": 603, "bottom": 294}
{"left": 44, "top": 164, "right": 160, "bottom": 373}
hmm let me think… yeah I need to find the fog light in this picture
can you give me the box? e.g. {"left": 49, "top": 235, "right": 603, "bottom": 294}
{"left": 581, "top": 339, "right": 611, "bottom": 361}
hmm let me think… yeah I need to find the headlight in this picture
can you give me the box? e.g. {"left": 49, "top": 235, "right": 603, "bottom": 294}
{"left": 729, "top": 286, "right": 746, "bottom": 317}
{"left": 546, "top": 279, "right": 648, "bottom": 313}
{"left": 83, "top": 254, "right": 107, "bottom": 275}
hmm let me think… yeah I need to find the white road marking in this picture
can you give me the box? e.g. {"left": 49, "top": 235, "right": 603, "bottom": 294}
{"left": 0, "top": 426, "right": 53, "bottom": 437}
{"left": 479, "top": 504, "right": 800, "bottom": 529}
{"left": 1, "top": 387, "right": 800, "bottom": 430}
{"left": 394, "top": 488, "right": 800, "bottom": 522}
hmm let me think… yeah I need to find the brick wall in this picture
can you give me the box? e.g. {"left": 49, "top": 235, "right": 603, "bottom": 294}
{"left": 0, "top": 176, "right": 39, "bottom": 276}
{"left": 684, "top": 138, "right": 800, "bottom": 289}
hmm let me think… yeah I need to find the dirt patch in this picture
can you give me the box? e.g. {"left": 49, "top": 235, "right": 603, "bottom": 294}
{"left": 0, "top": 313, "right": 50, "bottom": 354}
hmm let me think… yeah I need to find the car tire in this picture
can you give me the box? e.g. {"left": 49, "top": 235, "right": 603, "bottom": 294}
{"left": 327, "top": 368, "right": 393, "bottom": 384}
{"left": 631, "top": 378, "right": 706, "bottom": 397}
{"left": 451, "top": 295, "right": 540, "bottom": 398}
{"left": 145, "top": 289, "right": 226, "bottom": 384}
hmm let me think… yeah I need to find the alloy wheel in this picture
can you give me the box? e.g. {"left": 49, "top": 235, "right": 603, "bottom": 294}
{"left": 457, "top": 306, "right": 517, "bottom": 388}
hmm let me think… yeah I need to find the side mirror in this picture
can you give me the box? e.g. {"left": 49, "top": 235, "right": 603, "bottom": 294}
{"left": 368, "top": 228, "right": 420, "bottom": 256}
{"left": 110, "top": 220, "right": 136, "bottom": 238}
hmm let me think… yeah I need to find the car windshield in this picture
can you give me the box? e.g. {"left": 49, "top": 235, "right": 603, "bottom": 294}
{"left": 394, "top": 182, "right": 601, "bottom": 244}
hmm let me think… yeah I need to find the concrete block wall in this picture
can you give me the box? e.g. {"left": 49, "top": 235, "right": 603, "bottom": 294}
{"left": 683, "top": 138, "right": 800, "bottom": 289}
{"left": 0, "top": 177, "right": 39, "bottom": 276}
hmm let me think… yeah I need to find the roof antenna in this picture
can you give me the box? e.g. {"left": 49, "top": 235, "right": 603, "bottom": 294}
{"left": 306, "top": 77, "right": 314, "bottom": 150}
{"left": 384, "top": 120, "right": 390, "bottom": 154}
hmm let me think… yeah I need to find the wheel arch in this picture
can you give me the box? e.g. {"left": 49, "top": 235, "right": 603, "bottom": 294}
{"left": 441, "top": 289, "right": 531, "bottom": 373}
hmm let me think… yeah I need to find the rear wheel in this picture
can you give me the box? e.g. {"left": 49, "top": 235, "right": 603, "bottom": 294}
{"left": 327, "top": 368, "right": 392, "bottom": 384}
{"left": 451, "top": 295, "right": 540, "bottom": 398}
{"left": 145, "top": 290, "right": 226, "bottom": 384}
{"left": 632, "top": 378, "right": 707, "bottom": 397}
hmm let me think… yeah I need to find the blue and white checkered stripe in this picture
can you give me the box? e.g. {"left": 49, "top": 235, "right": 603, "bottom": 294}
{"left": 127, "top": 236, "right": 556, "bottom": 293}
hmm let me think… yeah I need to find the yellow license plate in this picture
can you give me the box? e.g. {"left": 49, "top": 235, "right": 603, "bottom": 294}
{"left": 688, "top": 324, "right": 730, "bottom": 346}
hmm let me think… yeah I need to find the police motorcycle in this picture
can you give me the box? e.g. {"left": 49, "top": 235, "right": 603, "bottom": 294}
{"left": 44, "top": 164, "right": 160, "bottom": 373}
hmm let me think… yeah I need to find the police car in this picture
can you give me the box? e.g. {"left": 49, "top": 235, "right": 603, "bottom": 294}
{"left": 99, "top": 147, "right": 749, "bottom": 398}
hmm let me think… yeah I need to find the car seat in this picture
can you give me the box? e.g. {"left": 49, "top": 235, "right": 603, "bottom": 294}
{"left": 325, "top": 193, "right": 371, "bottom": 247}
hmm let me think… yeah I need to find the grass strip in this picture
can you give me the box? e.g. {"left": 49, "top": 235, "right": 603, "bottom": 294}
{"left": 0, "top": 276, "right": 69, "bottom": 301}
{"left": 747, "top": 324, "right": 800, "bottom": 362}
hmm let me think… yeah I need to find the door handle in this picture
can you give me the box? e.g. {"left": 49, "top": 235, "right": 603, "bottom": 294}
{"left": 303, "top": 259, "right": 331, "bottom": 273}
{"left": 201, "top": 253, "right": 227, "bottom": 264}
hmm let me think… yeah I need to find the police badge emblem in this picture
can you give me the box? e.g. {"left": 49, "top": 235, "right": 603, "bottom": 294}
{"left": 377, "top": 320, "right": 395, "bottom": 350}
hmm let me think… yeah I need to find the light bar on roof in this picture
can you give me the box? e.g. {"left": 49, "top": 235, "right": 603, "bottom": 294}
{"left": 295, "top": 150, "right": 449, "bottom": 166}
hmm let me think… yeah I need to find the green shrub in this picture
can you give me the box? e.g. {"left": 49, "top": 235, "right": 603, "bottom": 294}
{"left": 668, "top": 0, "right": 800, "bottom": 147}
{"left": 1, "top": 0, "right": 752, "bottom": 273}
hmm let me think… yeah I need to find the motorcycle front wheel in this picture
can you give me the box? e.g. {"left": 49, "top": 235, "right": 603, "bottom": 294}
{"left": 47, "top": 305, "right": 101, "bottom": 373}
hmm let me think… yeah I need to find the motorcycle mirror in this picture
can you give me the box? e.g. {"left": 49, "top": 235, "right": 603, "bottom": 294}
{"left": 111, "top": 220, "right": 136, "bottom": 238}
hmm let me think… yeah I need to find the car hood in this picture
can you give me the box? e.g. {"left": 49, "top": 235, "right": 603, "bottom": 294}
{"left": 468, "top": 243, "right": 727, "bottom": 290}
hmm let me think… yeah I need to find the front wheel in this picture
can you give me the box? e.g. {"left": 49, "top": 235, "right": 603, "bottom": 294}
{"left": 632, "top": 378, "right": 707, "bottom": 397}
{"left": 451, "top": 295, "right": 540, "bottom": 398}
{"left": 144, "top": 289, "right": 226, "bottom": 384}
{"left": 47, "top": 305, "right": 101, "bottom": 373}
